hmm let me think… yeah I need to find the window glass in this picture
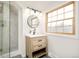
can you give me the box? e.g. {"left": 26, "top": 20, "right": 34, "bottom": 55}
{"left": 64, "top": 19, "right": 72, "bottom": 26}
{"left": 58, "top": 14, "right": 64, "bottom": 20}
{"left": 52, "top": 10, "right": 57, "bottom": 16}
{"left": 52, "top": 16, "right": 57, "bottom": 21}
{"left": 51, "top": 27, "right": 56, "bottom": 32}
{"left": 65, "top": 11, "right": 73, "bottom": 18}
{"left": 48, "top": 27, "right": 51, "bottom": 32}
{"left": 64, "top": 26, "right": 72, "bottom": 33}
{"left": 47, "top": 2, "right": 74, "bottom": 34}
{"left": 48, "top": 23, "right": 51, "bottom": 27}
{"left": 58, "top": 8, "right": 64, "bottom": 14}
{"left": 48, "top": 13, "right": 52, "bottom": 17}
{"left": 57, "top": 21, "right": 63, "bottom": 27}
{"left": 56, "top": 27, "right": 63, "bottom": 32}
{"left": 48, "top": 18, "right": 52, "bottom": 22}
{"left": 64, "top": 4, "right": 73, "bottom": 12}
{"left": 51, "top": 22, "right": 56, "bottom": 27}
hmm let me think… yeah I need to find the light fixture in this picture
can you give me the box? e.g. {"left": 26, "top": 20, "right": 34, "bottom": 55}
{"left": 27, "top": 7, "right": 41, "bottom": 13}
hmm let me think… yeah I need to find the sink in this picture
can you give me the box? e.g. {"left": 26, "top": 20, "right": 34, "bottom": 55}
{"left": 26, "top": 34, "right": 46, "bottom": 37}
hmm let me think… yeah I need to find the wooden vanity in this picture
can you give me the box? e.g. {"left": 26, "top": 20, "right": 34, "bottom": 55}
{"left": 26, "top": 35, "right": 48, "bottom": 58}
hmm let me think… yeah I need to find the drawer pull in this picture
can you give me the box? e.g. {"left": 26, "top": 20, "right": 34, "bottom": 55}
{"left": 38, "top": 45, "right": 42, "bottom": 47}
{"left": 38, "top": 40, "right": 42, "bottom": 42}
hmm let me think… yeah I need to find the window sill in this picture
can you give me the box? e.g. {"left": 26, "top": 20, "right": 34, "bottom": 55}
{"left": 46, "top": 33, "right": 76, "bottom": 39}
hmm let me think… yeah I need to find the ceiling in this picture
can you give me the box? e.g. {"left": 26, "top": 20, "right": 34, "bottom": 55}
{"left": 15, "top": 1, "right": 66, "bottom": 12}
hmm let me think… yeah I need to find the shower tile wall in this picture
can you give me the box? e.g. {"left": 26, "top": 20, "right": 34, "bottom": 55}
{"left": 10, "top": 5, "right": 18, "bottom": 52}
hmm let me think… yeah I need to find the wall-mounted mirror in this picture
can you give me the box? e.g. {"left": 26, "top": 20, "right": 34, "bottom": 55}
{"left": 27, "top": 15, "right": 39, "bottom": 35}
{"left": 27, "top": 15, "right": 39, "bottom": 28}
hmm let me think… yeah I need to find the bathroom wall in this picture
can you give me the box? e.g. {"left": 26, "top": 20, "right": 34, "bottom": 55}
{"left": 23, "top": 8, "right": 45, "bottom": 35}
{"left": 47, "top": 2, "right": 79, "bottom": 58}
{"left": 22, "top": 8, "right": 46, "bottom": 57}
{"left": 17, "top": 1, "right": 79, "bottom": 58}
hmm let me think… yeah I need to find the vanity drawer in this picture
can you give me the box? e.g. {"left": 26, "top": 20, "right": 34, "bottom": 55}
{"left": 33, "top": 43, "right": 46, "bottom": 52}
{"left": 31, "top": 37, "right": 46, "bottom": 46}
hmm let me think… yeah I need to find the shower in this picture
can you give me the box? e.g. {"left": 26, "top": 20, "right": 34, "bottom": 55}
{"left": 0, "top": 1, "right": 18, "bottom": 58}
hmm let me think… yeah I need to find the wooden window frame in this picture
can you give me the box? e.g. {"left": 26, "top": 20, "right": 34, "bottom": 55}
{"left": 46, "top": 1, "right": 75, "bottom": 35}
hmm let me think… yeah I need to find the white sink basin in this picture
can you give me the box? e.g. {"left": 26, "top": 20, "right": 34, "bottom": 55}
{"left": 26, "top": 34, "right": 46, "bottom": 37}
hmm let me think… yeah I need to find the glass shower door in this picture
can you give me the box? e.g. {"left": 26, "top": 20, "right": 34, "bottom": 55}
{"left": 0, "top": 1, "right": 18, "bottom": 58}
{"left": 0, "top": 2, "right": 10, "bottom": 58}
{"left": 0, "top": 3, "right": 3, "bottom": 57}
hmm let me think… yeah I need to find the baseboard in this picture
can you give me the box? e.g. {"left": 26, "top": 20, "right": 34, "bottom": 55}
{"left": 48, "top": 52, "right": 59, "bottom": 58}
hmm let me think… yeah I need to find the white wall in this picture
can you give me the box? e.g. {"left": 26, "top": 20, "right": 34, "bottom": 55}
{"left": 18, "top": 7, "right": 25, "bottom": 57}
{"left": 15, "top": 1, "right": 79, "bottom": 58}
{"left": 23, "top": 9, "right": 45, "bottom": 35}
{"left": 22, "top": 9, "right": 46, "bottom": 57}
{"left": 47, "top": 2, "right": 79, "bottom": 58}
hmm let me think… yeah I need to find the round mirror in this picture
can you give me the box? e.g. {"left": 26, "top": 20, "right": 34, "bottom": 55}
{"left": 27, "top": 15, "right": 39, "bottom": 28}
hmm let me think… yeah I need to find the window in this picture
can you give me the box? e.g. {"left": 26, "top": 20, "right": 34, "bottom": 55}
{"left": 46, "top": 1, "right": 75, "bottom": 35}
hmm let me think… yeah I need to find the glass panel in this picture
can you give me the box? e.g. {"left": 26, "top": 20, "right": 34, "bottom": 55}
{"left": 51, "top": 22, "right": 56, "bottom": 27}
{"left": 58, "top": 8, "right": 64, "bottom": 14}
{"left": 50, "top": 22, "right": 56, "bottom": 32}
{"left": 56, "top": 27, "right": 63, "bottom": 32}
{"left": 57, "top": 21, "right": 63, "bottom": 27}
{"left": 10, "top": 5, "right": 18, "bottom": 54}
{"left": 64, "top": 26, "right": 72, "bottom": 33}
{"left": 48, "top": 13, "right": 52, "bottom": 17}
{"left": 64, "top": 19, "right": 72, "bottom": 26}
{"left": 51, "top": 27, "right": 56, "bottom": 32}
{"left": 52, "top": 16, "right": 57, "bottom": 21}
{"left": 48, "top": 23, "right": 51, "bottom": 27}
{"left": 0, "top": 2, "right": 19, "bottom": 58}
{"left": 52, "top": 10, "right": 57, "bottom": 16}
{"left": 48, "top": 23, "right": 52, "bottom": 32}
{"left": 48, "top": 18, "right": 52, "bottom": 22}
{"left": 65, "top": 11, "right": 73, "bottom": 18}
{"left": 64, "top": 4, "right": 73, "bottom": 12}
{"left": 48, "top": 27, "right": 51, "bottom": 32}
{"left": 0, "top": 3, "right": 3, "bottom": 57}
{"left": 58, "top": 14, "right": 64, "bottom": 20}
{"left": 2, "top": 2, "right": 10, "bottom": 57}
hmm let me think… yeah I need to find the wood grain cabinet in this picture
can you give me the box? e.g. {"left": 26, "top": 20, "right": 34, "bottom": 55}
{"left": 26, "top": 35, "right": 48, "bottom": 58}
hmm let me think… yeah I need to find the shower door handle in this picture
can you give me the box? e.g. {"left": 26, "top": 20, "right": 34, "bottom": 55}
{"left": 1, "top": 24, "right": 4, "bottom": 27}
{"left": 0, "top": 49, "right": 2, "bottom": 52}
{"left": 0, "top": 20, "right": 4, "bottom": 27}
